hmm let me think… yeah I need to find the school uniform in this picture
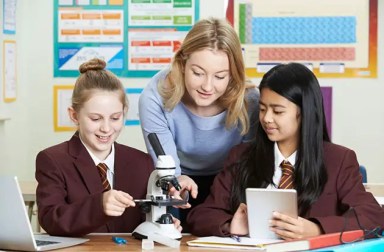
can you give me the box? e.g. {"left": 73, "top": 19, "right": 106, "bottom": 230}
{"left": 35, "top": 133, "right": 154, "bottom": 236}
{"left": 187, "top": 141, "right": 384, "bottom": 236}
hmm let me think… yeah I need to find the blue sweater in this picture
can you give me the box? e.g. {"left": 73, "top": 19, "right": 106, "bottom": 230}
{"left": 139, "top": 69, "right": 259, "bottom": 176}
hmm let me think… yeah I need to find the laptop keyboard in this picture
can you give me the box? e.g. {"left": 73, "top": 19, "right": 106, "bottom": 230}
{"left": 35, "top": 240, "right": 60, "bottom": 246}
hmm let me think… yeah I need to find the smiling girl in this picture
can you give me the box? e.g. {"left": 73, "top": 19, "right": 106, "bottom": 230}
{"left": 35, "top": 59, "right": 182, "bottom": 236}
{"left": 187, "top": 63, "right": 384, "bottom": 239}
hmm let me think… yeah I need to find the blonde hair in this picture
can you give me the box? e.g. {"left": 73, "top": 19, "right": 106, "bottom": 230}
{"left": 159, "top": 17, "right": 251, "bottom": 135}
{"left": 71, "top": 58, "right": 128, "bottom": 112}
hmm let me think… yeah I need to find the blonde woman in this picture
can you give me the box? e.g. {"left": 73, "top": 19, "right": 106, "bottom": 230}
{"left": 139, "top": 17, "right": 259, "bottom": 229}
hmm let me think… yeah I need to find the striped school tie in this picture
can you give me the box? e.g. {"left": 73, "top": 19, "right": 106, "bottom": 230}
{"left": 97, "top": 163, "right": 111, "bottom": 191}
{"left": 278, "top": 160, "right": 295, "bottom": 189}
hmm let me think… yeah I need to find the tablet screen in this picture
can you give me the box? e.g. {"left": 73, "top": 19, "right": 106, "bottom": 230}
{"left": 246, "top": 188, "right": 298, "bottom": 239}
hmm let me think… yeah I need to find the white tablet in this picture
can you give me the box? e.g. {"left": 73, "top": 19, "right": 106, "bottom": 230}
{"left": 245, "top": 188, "right": 298, "bottom": 239}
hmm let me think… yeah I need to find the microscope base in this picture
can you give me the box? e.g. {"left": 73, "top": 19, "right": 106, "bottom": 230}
{"left": 132, "top": 221, "right": 182, "bottom": 240}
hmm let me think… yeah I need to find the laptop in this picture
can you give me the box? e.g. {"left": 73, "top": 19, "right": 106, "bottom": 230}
{"left": 246, "top": 188, "right": 298, "bottom": 239}
{"left": 0, "top": 176, "right": 89, "bottom": 251}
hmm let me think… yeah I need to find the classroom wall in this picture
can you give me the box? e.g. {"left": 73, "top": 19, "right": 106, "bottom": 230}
{"left": 0, "top": 0, "right": 383, "bottom": 183}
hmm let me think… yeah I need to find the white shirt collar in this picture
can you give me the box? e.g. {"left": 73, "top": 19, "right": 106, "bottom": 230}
{"left": 274, "top": 142, "right": 297, "bottom": 169}
{"left": 79, "top": 137, "right": 115, "bottom": 175}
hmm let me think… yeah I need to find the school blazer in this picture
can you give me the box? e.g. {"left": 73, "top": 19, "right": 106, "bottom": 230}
{"left": 187, "top": 141, "right": 384, "bottom": 236}
{"left": 35, "top": 133, "right": 154, "bottom": 237}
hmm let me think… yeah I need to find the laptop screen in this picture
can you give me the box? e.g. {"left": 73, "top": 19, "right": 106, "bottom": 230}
{"left": 0, "top": 176, "right": 88, "bottom": 251}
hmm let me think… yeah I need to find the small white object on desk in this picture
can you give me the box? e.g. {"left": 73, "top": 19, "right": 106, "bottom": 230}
{"left": 142, "top": 239, "right": 154, "bottom": 250}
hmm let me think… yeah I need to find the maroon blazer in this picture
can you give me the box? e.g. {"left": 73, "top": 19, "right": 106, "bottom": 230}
{"left": 187, "top": 142, "right": 384, "bottom": 236}
{"left": 35, "top": 133, "right": 154, "bottom": 237}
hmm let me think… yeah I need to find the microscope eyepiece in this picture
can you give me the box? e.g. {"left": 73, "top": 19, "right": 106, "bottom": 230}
{"left": 148, "top": 133, "right": 166, "bottom": 157}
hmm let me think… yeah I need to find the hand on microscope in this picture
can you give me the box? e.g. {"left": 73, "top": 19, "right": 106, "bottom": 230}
{"left": 168, "top": 175, "right": 198, "bottom": 209}
{"left": 172, "top": 215, "right": 183, "bottom": 232}
{"left": 102, "top": 190, "right": 136, "bottom": 216}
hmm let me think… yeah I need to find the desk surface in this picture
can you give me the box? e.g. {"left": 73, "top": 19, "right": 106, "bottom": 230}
{"left": 364, "top": 183, "right": 384, "bottom": 197}
{"left": 19, "top": 180, "right": 37, "bottom": 201}
{"left": 55, "top": 234, "right": 212, "bottom": 251}
{"left": 13, "top": 182, "right": 384, "bottom": 251}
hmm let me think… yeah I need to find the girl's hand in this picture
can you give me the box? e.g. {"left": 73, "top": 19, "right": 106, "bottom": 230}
{"left": 230, "top": 203, "right": 249, "bottom": 235}
{"left": 172, "top": 215, "right": 183, "bottom": 232}
{"left": 270, "top": 211, "right": 322, "bottom": 240}
{"left": 102, "top": 190, "right": 135, "bottom": 216}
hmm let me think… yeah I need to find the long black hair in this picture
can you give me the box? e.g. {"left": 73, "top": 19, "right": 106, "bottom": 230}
{"left": 230, "top": 63, "right": 330, "bottom": 216}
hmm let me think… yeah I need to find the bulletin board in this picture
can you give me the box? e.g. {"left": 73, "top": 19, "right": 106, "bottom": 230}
{"left": 54, "top": 0, "right": 199, "bottom": 78}
{"left": 227, "top": 0, "right": 377, "bottom": 78}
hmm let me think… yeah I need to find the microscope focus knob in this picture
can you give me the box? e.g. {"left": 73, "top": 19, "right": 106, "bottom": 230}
{"left": 138, "top": 202, "right": 151, "bottom": 213}
{"left": 159, "top": 213, "right": 173, "bottom": 224}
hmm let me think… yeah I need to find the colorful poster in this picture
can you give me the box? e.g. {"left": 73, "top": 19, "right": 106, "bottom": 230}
{"left": 53, "top": 85, "right": 76, "bottom": 132}
{"left": 3, "top": 40, "right": 17, "bottom": 102}
{"left": 125, "top": 88, "right": 143, "bottom": 126}
{"left": 54, "top": 0, "right": 199, "bottom": 77}
{"left": 58, "top": 9, "right": 124, "bottom": 43}
{"left": 227, "top": 0, "right": 377, "bottom": 78}
{"left": 57, "top": 45, "right": 124, "bottom": 75}
{"left": 3, "top": 0, "right": 17, "bottom": 34}
{"left": 128, "top": 29, "right": 187, "bottom": 71}
{"left": 128, "top": 0, "right": 195, "bottom": 26}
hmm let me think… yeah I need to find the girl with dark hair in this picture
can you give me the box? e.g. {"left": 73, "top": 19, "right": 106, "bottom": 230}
{"left": 187, "top": 63, "right": 384, "bottom": 240}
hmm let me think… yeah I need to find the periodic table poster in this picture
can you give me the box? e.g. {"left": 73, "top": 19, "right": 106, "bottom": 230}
{"left": 54, "top": 0, "right": 199, "bottom": 78}
{"left": 227, "top": 0, "right": 377, "bottom": 78}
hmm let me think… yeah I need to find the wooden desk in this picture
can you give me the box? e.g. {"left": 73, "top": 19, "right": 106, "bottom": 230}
{"left": 365, "top": 183, "right": 384, "bottom": 206}
{"left": 364, "top": 183, "right": 384, "bottom": 197}
{"left": 19, "top": 180, "right": 37, "bottom": 221}
{"left": 54, "top": 234, "right": 214, "bottom": 251}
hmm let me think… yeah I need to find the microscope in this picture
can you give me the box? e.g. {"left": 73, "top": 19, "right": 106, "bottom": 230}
{"left": 132, "top": 133, "right": 187, "bottom": 242}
